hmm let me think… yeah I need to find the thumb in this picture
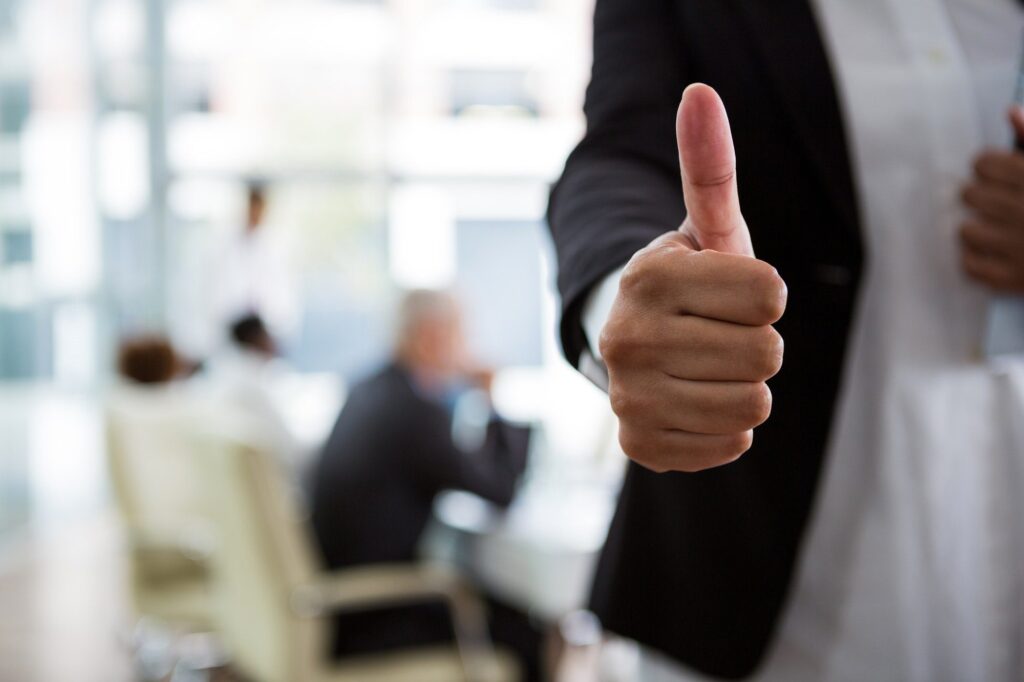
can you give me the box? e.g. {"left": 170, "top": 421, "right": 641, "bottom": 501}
{"left": 677, "top": 83, "right": 754, "bottom": 256}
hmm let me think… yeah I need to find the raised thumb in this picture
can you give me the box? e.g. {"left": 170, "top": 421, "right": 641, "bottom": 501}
{"left": 677, "top": 83, "right": 753, "bottom": 256}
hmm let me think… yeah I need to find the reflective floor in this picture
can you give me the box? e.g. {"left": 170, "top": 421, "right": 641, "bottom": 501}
{"left": 0, "top": 512, "right": 132, "bottom": 682}
{"left": 0, "top": 385, "right": 133, "bottom": 682}
{"left": 0, "top": 385, "right": 109, "bottom": 540}
{"left": 0, "top": 384, "right": 631, "bottom": 682}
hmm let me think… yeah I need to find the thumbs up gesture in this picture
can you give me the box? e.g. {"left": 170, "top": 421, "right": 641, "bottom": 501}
{"left": 599, "top": 84, "right": 787, "bottom": 473}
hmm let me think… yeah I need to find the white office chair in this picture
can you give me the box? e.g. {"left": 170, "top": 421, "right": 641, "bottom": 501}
{"left": 105, "top": 386, "right": 215, "bottom": 632}
{"left": 197, "top": 426, "right": 519, "bottom": 682}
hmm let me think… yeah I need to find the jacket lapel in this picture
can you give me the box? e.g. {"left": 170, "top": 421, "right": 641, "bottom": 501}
{"left": 731, "top": 0, "right": 861, "bottom": 240}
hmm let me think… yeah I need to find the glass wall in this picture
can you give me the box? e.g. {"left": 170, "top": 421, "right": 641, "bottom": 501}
{"left": 0, "top": 0, "right": 612, "bottom": 541}
{"left": 0, "top": 0, "right": 593, "bottom": 386}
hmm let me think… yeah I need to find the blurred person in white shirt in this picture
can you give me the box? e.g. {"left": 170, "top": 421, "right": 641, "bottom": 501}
{"left": 210, "top": 182, "right": 300, "bottom": 347}
{"left": 206, "top": 313, "right": 311, "bottom": 481}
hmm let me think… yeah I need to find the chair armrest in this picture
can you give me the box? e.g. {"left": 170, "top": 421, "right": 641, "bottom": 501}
{"left": 290, "top": 563, "right": 472, "bottom": 616}
{"left": 291, "top": 563, "right": 498, "bottom": 679}
{"left": 124, "top": 528, "right": 213, "bottom": 584}
{"left": 126, "top": 526, "right": 215, "bottom": 561}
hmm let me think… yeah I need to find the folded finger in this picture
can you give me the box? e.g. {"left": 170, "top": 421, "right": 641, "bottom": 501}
{"left": 962, "top": 244, "right": 1020, "bottom": 291}
{"left": 618, "top": 425, "right": 753, "bottom": 473}
{"left": 962, "top": 183, "right": 1024, "bottom": 226}
{"left": 974, "top": 150, "right": 1024, "bottom": 193}
{"left": 611, "top": 375, "right": 771, "bottom": 435}
{"left": 655, "top": 316, "right": 783, "bottom": 382}
{"left": 632, "top": 246, "right": 787, "bottom": 326}
{"left": 959, "top": 220, "right": 1016, "bottom": 254}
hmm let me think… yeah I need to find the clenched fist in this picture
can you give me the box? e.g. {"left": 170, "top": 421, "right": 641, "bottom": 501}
{"left": 600, "top": 84, "right": 787, "bottom": 473}
{"left": 960, "top": 107, "right": 1024, "bottom": 293}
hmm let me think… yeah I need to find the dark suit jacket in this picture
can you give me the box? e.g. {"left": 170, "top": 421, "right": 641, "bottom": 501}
{"left": 548, "top": 0, "right": 865, "bottom": 677}
{"left": 308, "top": 363, "right": 532, "bottom": 660}
{"left": 310, "top": 362, "right": 530, "bottom": 571}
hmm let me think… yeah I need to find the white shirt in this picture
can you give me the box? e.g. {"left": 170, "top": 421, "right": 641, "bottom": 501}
{"left": 204, "top": 348, "right": 312, "bottom": 477}
{"left": 212, "top": 225, "right": 299, "bottom": 344}
{"left": 583, "top": 0, "right": 1024, "bottom": 679}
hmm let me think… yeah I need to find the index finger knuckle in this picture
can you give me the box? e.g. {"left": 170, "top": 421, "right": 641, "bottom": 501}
{"left": 751, "top": 326, "right": 785, "bottom": 380}
{"left": 748, "top": 265, "right": 788, "bottom": 323}
{"left": 739, "top": 382, "right": 773, "bottom": 428}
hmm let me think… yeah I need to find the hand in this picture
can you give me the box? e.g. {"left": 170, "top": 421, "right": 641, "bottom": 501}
{"left": 599, "top": 84, "right": 787, "bottom": 473}
{"left": 465, "top": 366, "right": 496, "bottom": 394}
{"left": 960, "top": 107, "right": 1024, "bottom": 293}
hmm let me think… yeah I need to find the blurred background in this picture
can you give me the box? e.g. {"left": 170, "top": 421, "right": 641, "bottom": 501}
{"left": 0, "top": 0, "right": 636, "bottom": 680}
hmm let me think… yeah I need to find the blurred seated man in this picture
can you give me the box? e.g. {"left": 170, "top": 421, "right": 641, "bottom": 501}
{"left": 309, "top": 289, "right": 533, "bottom": 667}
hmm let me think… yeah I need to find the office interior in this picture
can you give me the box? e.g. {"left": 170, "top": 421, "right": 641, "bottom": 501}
{"left": 0, "top": 0, "right": 637, "bottom": 680}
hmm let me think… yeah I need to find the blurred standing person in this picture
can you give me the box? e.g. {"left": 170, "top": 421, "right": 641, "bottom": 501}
{"left": 211, "top": 181, "right": 299, "bottom": 349}
{"left": 309, "top": 290, "right": 536, "bottom": 674}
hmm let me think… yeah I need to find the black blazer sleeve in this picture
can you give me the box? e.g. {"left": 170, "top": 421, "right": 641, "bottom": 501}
{"left": 413, "top": 408, "right": 530, "bottom": 508}
{"left": 547, "top": 0, "right": 690, "bottom": 367}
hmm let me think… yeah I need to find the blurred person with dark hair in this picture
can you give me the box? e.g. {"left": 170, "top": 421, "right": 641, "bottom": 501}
{"left": 309, "top": 289, "right": 538, "bottom": 677}
{"left": 108, "top": 332, "right": 209, "bottom": 458}
{"left": 230, "top": 312, "right": 278, "bottom": 357}
{"left": 205, "top": 312, "right": 309, "bottom": 479}
{"left": 547, "top": 0, "right": 1024, "bottom": 680}
{"left": 117, "top": 335, "right": 183, "bottom": 385}
{"left": 208, "top": 180, "right": 299, "bottom": 350}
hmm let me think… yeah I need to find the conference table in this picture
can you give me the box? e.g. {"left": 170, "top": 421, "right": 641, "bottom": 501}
{"left": 424, "top": 475, "right": 618, "bottom": 622}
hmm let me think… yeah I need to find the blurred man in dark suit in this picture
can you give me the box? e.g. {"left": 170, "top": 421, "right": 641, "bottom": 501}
{"left": 309, "top": 290, "right": 533, "bottom": 668}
